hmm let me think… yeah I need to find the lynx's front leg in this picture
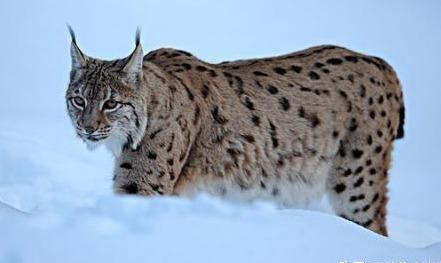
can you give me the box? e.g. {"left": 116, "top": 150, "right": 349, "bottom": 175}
{"left": 113, "top": 120, "right": 195, "bottom": 196}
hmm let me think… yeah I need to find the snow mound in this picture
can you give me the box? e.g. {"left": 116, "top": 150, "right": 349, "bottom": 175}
{"left": 0, "top": 117, "right": 440, "bottom": 262}
{"left": 0, "top": 195, "right": 440, "bottom": 263}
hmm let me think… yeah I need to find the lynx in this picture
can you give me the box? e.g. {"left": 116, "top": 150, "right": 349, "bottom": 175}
{"left": 66, "top": 28, "right": 404, "bottom": 236}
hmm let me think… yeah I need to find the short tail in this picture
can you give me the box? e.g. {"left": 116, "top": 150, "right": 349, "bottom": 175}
{"left": 371, "top": 55, "right": 405, "bottom": 140}
{"left": 396, "top": 105, "right": 405, "bottom": 139}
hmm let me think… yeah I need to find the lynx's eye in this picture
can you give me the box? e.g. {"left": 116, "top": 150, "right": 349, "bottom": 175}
{"left": 103, "top": 99, "right": 119, "bottom": 111}
{"left": 71, "top": 96, "right": 85, "bottom": 109}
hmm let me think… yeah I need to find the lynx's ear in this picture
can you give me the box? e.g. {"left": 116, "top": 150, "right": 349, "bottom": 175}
{"left": 120, "top": 28, "right": 143, "bottom": 85}
{"left": 67, "top": 25, "right": 87, "bottom": 70}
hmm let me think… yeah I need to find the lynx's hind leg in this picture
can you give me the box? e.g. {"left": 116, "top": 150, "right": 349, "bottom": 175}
{"left": 327, "top": 129, "right": 392, "bottom": 236}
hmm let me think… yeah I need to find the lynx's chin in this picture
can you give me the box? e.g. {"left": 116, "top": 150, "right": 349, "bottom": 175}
{"left": 104, "top": 130, "right": 131, "bottom": 157}
{"left": 85, "top": 139, "right": 101, "bottom": 151}
{"left": 83, "top": 131, "right": 127, "bottom": 157}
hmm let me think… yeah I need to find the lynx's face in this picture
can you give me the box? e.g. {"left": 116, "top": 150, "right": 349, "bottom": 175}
{"left": 66, "top": 28, "right": 147, "bottom": 155}
{"left": 66, "top": 67, "right": 139, "bottom": 149}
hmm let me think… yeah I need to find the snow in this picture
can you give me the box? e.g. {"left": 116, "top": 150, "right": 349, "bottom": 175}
{"left": 0, "top": 197, "right": 440, "bottom": 263}
{"left": 0, "top": 116, "right": 440, "bottom": 262}
{"left": 1, "top": 0, "right": 441, "bottom": 262}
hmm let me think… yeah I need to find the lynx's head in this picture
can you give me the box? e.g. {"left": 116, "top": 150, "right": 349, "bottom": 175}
{"left": 65, "top": 27, "right": 148, "bottom": 156}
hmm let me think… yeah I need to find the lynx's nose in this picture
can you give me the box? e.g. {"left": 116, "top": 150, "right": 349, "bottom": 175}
{"left": 84, "top": 126, "right": 96, "bottom": 134}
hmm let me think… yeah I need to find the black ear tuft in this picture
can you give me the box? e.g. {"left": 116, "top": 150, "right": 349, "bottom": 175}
{"left": 135, "top": 27, "right": 141, "bottom": 46}
{"left": 67, "top": 24, "right": 77, "bottom": 44}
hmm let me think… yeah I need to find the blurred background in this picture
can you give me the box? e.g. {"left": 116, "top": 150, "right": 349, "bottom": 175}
{"left": 0, "top": 0, "right": 440, "bottom": 227}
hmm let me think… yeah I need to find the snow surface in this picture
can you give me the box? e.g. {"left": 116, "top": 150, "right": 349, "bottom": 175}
{"left": 1, "top": 0, "right": 441, "bottom": 262}
{"left": 0, "top": 115, "right": 440, "bottom": 262}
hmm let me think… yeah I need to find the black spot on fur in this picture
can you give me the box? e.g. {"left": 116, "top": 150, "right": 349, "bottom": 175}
{"left": 184, "top": 86, "right": 194, "bottom": 101}
{"left": 267, "top": 85, "right": 279, "bottom": 94}
{"left": 377, "top": 130, "right": 383, "bottom": 137}
{"left": 169, "top": 171, "right": 175, "bottom": 180}
{"left": 362, "top": 219, "right": 373, "bottom": 227}
{"left": 243, "top": 96, "right": 255, "bottom": 110}
{"left": 193, "top": 105, "right": 201, "bottom": 125}
{"left": 273, "top": 67, "right": 286, "bottom": 75}
{"left": 308, "top": 71, "right": 320, "bottom": 80}
{"left": 227, "top": 148, "right": 242, "bottom": 167}
{"left": 147, "top": 151, "right": 157, "bottom": 160}
{"left": 367, "top": 135, "right": 373, "bottom": 145}
{"left": 181, "top": 63, "right": 191, "bottom": 70}
{"left": 344, "top": 56, "right": 358, "bottom": 63}
{"left": 298, "top": 106, "right": 306, "bottom": 118}
{"left": 251, "top": 115, "right": 260, "bottom": 126}
{"left": 167, "top": 159, "right": 174, "bottom": 166}
{"left": 120, "top": 162, "right": 133, "bottom": 169}
{"left": 196, "top": 65, "right": 207, "bottom": 72}
{"left": 375, "top": 146, "right": 383, "bottom": 154}
{"left": 122, "top": 183, "right": 138, "bottom": 194}
{"left": 201, "top": 84, "right": 210, "bottom": 98}
{"left": 209, "top": 70, "right": 218, "bottom": 77}
{"left": 300, "top": 87, "right": 312, "bottom": 92}
{"left": 353, "top": 177, "right": 364, "bottom": 188}
{"left": 378, "top": 96, "right": 384, "bottom": 104}
{"left": 362, "top": 204, "right": 371, "bottom": 212}
{"left": 254, "top": 80, "right": 263, "bottom": 89}
{"left": 233, "top": 76, "right": 245, "bottom": 95}
{"left": 359, "top": 85, "right": 366, "bottom": 98}
{"left": 344, "top": 169, "right": 352, "bottom": 176}
{"left": 269, "top": 121, "right": 279, "bottom": 148}
{"left": 372, "top": 193, "right": 380, "bottom": 203}
{"left": 349, "top": 118, "right": 358, "bottom": 132}
{"left": 314, "top": 62, "right": 325, "bottom": 68}
{"left": 354, "top": 166, "right": 364, "bottom": 175}
{"left": 334, "top": 183, "right": 346, "bottom": 193}
{"left": 211, "top": 106, "right": 228, "bottom": 125}
{"left": 227, "top": 148, "right": 241, "bottom": 156}
{"left": 369, "top": 110, "right": 376, "bottom": 120}
{"left": 339, "top": 90, "right": 348, "bottom": 99}
{"left": 279, "top": 97, "right": 290, "bottom": 111}
{"left": 253, "top": 71, "right": 268, "bottom": 76}
{"left": 291, "top": 65, "right": 302, "bottom": 73}
{"left": 338, "top": 141, "right": 346, "bottom": 157}
{"left": 326, "top": 58, "right": 343, "bottom": 65}
{"left": 309, "top": 113, "right": 321, "bottom": 128}
{"left": 150, "top": 129, "right": 163, "bottom": 140}
{"left": 148, "top": 183, "right": 161, "bottom": 192}
{"left": 223, "top": 71, "right": 232, "bottom": 78}
{"left": 352, "top": 149, "right": 364, "bottom": 159}
{"left": 396, "top": 106, "right": 405, "bottom": 139}
{"left": 241, "top": 134, "right": 255, "bottom": 143}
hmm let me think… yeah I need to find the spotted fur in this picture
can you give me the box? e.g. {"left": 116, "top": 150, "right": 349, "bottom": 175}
{"left": 66, "top": 30, "right": 404, "bottom": 236}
